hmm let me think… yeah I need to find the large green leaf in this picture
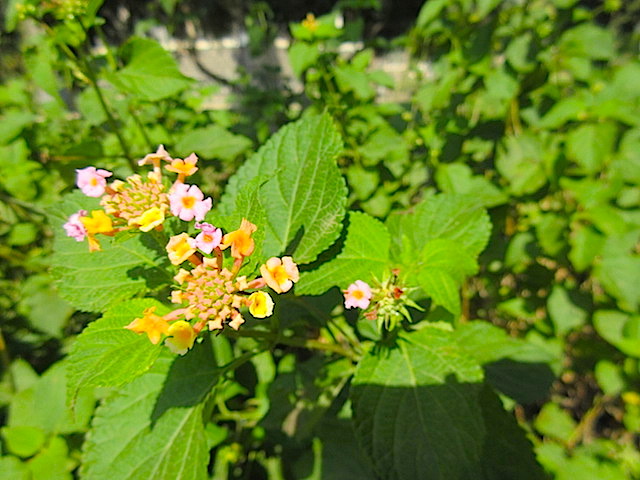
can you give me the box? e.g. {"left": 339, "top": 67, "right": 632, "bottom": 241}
{"left": 218, "top": 113, "right": 347, "bottom": 263}
{"left": 81, "top": 342, "right": 218, "bottom": 480}
{"left": 8, "top": 362, "right": 95, "bottom": 435}
{"left": 455, "top": 321, "right": 557, "bottom": 404}
{"left": 296, "top": 212, "right": 389, "bottom": 295}
{"left": 351, "top": 326, "right": 544, "bottom": 480}
{"left": 66, "top": 299, "right": 167, "bottom": 405}
{"left": 416, "top": 268, "right": 461, "bottom": 316}
{"left": 108, "top": 37, "right": 193, "bottom": 102}
{"left": 50, "top": 192, "right": 173, "bottom": 313}
{"left": 387, "top": 194, "right": 491, "bottom": 262}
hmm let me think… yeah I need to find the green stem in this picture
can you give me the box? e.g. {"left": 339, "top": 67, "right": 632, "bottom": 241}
{"left": 76, "top": 18, "right": 135, "bottom": 169}
{"left": 0, "top": 328, "right": 15, "bottom": 393}
{"left": 225, "top": 328, "right": 359, "bottom": 361}
{"left": 129, "top": 105, "right": 154, "bottom": 152}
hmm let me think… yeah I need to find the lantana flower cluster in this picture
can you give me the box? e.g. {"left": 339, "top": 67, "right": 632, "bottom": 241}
{"left": 343, "top": 270, "right": 419, "bottom": 330}
{"left": 64, "top": 146, "right": 300, "bottom": 355}
{"left": 64, "top": 145, "right": 212, "bottom": 252}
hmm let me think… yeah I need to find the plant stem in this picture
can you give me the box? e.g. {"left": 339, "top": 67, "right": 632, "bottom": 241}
{"left": 76, "top": 18, "right": 135, "bottom": 169}
{"left": 0, "top": 328, "right": 15, "bottom": 393}
{"left": 225, "top": 328, "right": 359, "bottom": 361}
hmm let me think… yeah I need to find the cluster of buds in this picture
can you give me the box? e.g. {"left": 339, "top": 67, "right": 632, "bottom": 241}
{"left": 64, "top": 146, "right": 212, "bottom": 252}
{"left": 63, "top": 146, "right": 300, "bottom": 355}
{"left": 343, "top": 270, "right": 420, "bottom": 331}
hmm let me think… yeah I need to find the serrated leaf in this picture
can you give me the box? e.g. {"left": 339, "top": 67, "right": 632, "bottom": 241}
{"left": 108, "top": 37, "right": 193, "bottom": 102}
{"left": 67, "top": 299, "right": 167, "bottom": 405}
{"left": 297, "top": 212, "right": 389, "bottom": 295}
{"left": 219, "top": 113, "right": 346, "bottom": 263}
{"left": 455, "top": 321, "right": 557, "bottom": 404}
{"left": 388, "top": 194, "right": 491, "bottom": 263}
{"left": 50, "top": 192, "right": 173, "bottom": 312}
{"left": 416, "top": 267, "right": 460, "bottom": 315}
{"left": 81, "top": 343, "right": 217, "bottom": 480}
{"left": 351, "top": 326, "right": 544, "bottom": 480}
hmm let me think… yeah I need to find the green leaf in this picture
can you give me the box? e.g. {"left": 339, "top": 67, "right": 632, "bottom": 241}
{"left": 547, "top": 285, "right": 587, "bottom": 336}
{"left": 288, "top": 42, "right": 320, "bottom": 77}
{"left": 219, "top": 112, "right": 346, "bottom": 263}
{"left": 297, "top": 212, "right": 390, "bottom": 295}
{"left": 388, "top": 193, "right": 492, "bottom": 261}
{"left": 0, "top": 456, "right": 29, "bottom": 480}
{"left": 109, "top": 37, "right": 193, "bottom": 102}
{"left": 455, "top": 321, "right": 557, "bottom": 404}
{"left": 594, "top": 253, "right": 640, "bottom": 312}
{"left": 174, "top": 125, "right": 252, "bottom": 162}
{"left": 26, "top": 436, "right": 73, "bottom": 480}
{"left": 559, "top": 23, "right": 616, "bottom": 60}
{"left": 1, "top": 426, "right": 46, "bottom": 458}
{"left": 9, "top": 362, "right": 95, "bottom": 435}
{"left": 496, "top": 134, "right": 548, "bottom": 196}
{"left": 81, "top": 343, "right": 217, "bottom": 480}
{"left": 66, "top": 299, "right": 167, "bottom": 405}
{"left": 594, "top": 310, "right": 640, "bottom": 357}
{"left": 417, "top": 267, "right": 461, "bottom": 315}
{"left": 595, "top": 360, "right": 625, "bottom": 396}
{"left": 351, "top": 326, "right": 545, "bottom": 479}
{"left": 566, "top": 123, "right": 617, "bottom": 174}
{"left": 534, "top": 403, "right": 576, "bottom": 443}
{"left": 569, "top": 224, "right": 604, "bottom": 272}
{"left": 435, "top": 163, "right": 507, "bottom": 208}
{"left": 50, "top": 192, "right": 172, "bottom": 312}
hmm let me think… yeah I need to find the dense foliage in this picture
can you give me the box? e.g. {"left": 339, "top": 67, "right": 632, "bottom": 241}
{"left": 1, "top": 0, "right": 639, "bottom": 479}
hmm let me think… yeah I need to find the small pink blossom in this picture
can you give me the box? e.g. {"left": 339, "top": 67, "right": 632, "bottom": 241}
{"left": 344, "top": 280, "right": 372, "bottom": 309}
{"left": 194, "top": 222, "right": 222, "bottom": 254}
{"left": 64, "top": 209, "right": 88, "bottom": 241}
{"left": 169, "top": 183, "right": 212, "bottom": 221}
{"left": 76, "top": 167, "right": 112, "bottom": 197}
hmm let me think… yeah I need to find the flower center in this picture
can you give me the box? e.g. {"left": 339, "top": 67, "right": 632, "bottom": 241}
{"left": 353, "top": 290, "right": 364, "bottom": 300}
{"left": 182, "top": 196, "right": 196, "bottom": 209}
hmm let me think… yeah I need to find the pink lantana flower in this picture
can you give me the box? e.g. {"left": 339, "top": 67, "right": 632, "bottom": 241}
{"left": 194, "top": 222, "right": 222, "bottom": 254}
{"left": 169, "top": 183, "right": 212, "bottom": 221}
{"left": 344, "top": 280, "right": 372, "bottom": 309}
{"left": 76, "top": 167, "right": 112, "bottom": 197}
{"left": 63, "top": 209, "right": 88, "bottom": 241}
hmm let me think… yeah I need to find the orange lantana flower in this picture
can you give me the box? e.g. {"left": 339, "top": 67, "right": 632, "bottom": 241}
{"left": 125, "top": 306, "right": 170, "bottom": 344}
{"left": 220, "top": 218, "right": 257, "bottom": 259}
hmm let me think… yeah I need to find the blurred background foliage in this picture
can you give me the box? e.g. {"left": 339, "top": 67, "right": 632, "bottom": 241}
{"left": 1, "top": 0, "right": 640, "bottom": 478}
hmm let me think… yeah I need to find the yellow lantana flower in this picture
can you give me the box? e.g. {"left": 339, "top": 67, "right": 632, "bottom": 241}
{"left": 165, "top": 320, "right": 197, "bottom": 355}
{"left": 80, "top": 210, "right": 113, "bottom": 234}
{"left": 166, "top": 233, "right": 196, "bottom": 265}
{"left": 129, "top": 206, "right": 166, "bottom": 232}
{"left": 248, "top": 291, "right": 274, "bottom": 318}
